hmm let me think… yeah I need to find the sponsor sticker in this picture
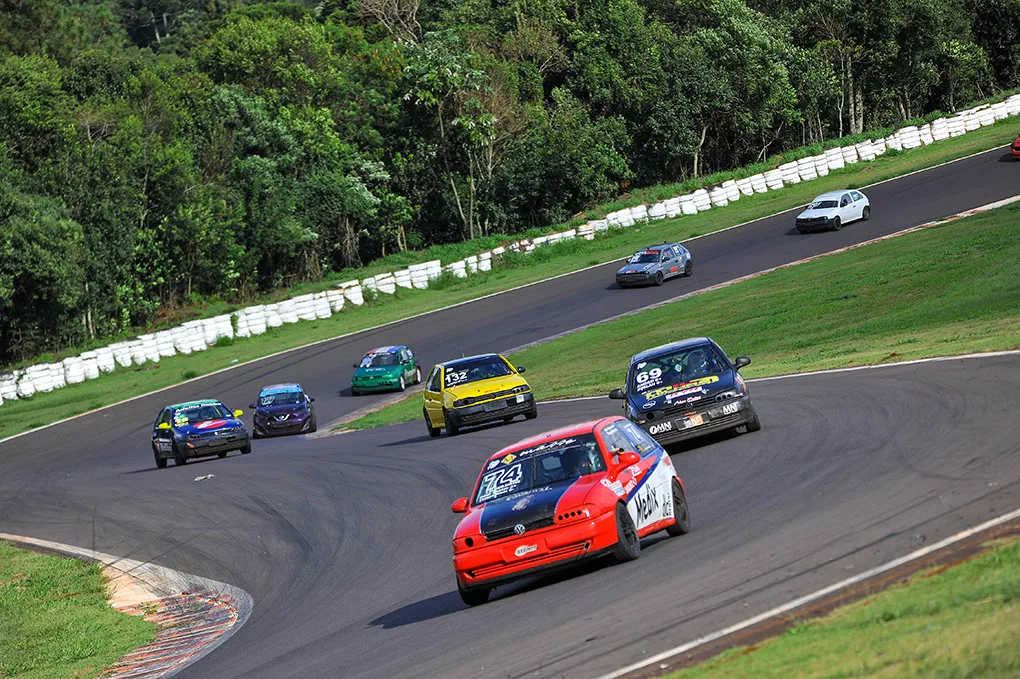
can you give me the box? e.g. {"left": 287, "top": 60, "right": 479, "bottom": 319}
{"left": 501, "top": 453, "right": 517, "bottom": 465}
{"left": 601, "top": 478, "right": 625, "bottom": 496}
{"left": 486, "top": 459, "right": 501, "bottom": 470}
{"left": 512, "top": 495, "right": 532, "bottom": 511}
{"left": 721, "top": 402, "right": 739, "bottom": 415}
{"left": 514, "top": 544, "right": 538, "bottom": 558}
{"left": 644, "top": 375, "right": 720, "bottom": 401}
{"left": 648, "top": 421, "right": 674, "bottom": 436}
{"left": 194, "top": 419, "right": 227, "bottom": 430}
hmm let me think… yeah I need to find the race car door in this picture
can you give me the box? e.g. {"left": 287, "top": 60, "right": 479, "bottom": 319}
{"left": 152, "top": 408, "right": 174, "bottom": 457}
{"left": 423, "top": 366, "right": 444, "bottom": 426}
{"left": 661, "top": 248, "right": 679, "bottom": 278}
{"left": 600, "top": 422, "right": 669, "bottom": 533}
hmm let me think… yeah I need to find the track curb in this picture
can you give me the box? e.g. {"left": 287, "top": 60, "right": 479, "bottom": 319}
{"left": 0, "top": 533, "right": 252, "bottom": 679}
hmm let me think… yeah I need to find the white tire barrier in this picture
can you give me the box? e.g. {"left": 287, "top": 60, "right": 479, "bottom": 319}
{"left": 445, "top": 260, "right": 468, "bottom": 278}
{"left": 722, "top": 179, "right": 740, "bottom": 202}
{"left": 313, "top": 292, "right": 332, "bottom": 319}
{"left": 629, "top": 204, "right": 649, "bottom": 223}
{"left": 841, "top": 145, "right": 860, "bottom": 164}
{"left": 344, "top": 284, "right": 364, "bottom": 306}
{"left": 964, "top": 111, "right": 982, "bottom": 132}
{"left": 17, "top": 371, "right": 35, "bottom": 398}
{"left": 49, "top": 362, "right": 66, "bottom": 390}
{"left": 294, "top": 294, "right": 316, "bottom": 321}
{"left": 779, "top": 161, "right": 801, "bottom": 185}
{"left": 898, "top": 126, "right": 921, "bottom": 149}
{"left": 812, "top": 154, "right": 830, "bottom": 177}
{"left": 1006, "top": 95, "right": 1020, "bottom": 116}
{"left": 871, "top": 137, "right": 887, "bottom": 156}
{"left": 709, "top": 186, "right": 729, "bottom": 208}
{"left": 263, "top": 303, "right": 283, "bottom": 330}
{"left": 248, "top": 305, "right": 269, "bottom": 334}
{"left": 27, "top": 364, "right": 54, "bottom": 393}
{"left": 735, "top": 177, "right": 754, "bottom": 196}
{"left": 426, "top": 260, "right": 442, "bottom": 281}
{"left": 394, "top": 269, "right": 413, "bottom": 289}
{"left": 764, "top": 169, "right": 784, "bottom": 191}
{"left": 948, "top": 115, "right": 967, "bottom": 137}
{"left": 63, "top": 357, "right": 85, "bottom": 385}
{"left": 0, "top": 372, "right": 18, "bottom": 401}
{"left": 680, "top": 195, "right": 698, "bottom": 215}
{"left": 478, "top": 252, "right": 493, "bottom": 269}
{"left": 749, "top": 173, "right": 769, "bottom": 193}
{"left": 824, "top": 148, "right": 845, "bottom": 171}
{"left": 796, "top": 157, "right": 817, "bottom": 182}
{"left": 95, "top": 347, "right": 115, "bottom": 373}
{"left": 665, "top": 197, "right": 682, "bottom": 216}
{"left": 325, "top": 289, "right": 346, "bottom": 313}
{"left": 930, "top": 118, "right": 950, "bottom": 141}
{"left": 855, "top": 141, "right": 876, "bottom": 162}
{"left": 81, "top": 352, "right": 101, "bottom": 380}
{"left": 692, "top": 188, "right": 712, "bottom": 211}
{"left": 648, "top": 201, "right": 667, "bottom": 220}
{"left": 918, "top": 124, "right": 934, "bottom": 146}
{"left": 155, "top": 330, "right": 176, "bottom": 358}
{"left": 408, "top": 264, "right": 430, "bottom": 289}
{"left": 978, "top": 108, "right": 995, "bottom": 127}
{"left": 111, "top": 342, "right": 133, "bottom": 368}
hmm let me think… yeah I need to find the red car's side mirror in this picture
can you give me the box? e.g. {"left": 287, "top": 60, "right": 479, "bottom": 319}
{"left": 616, "top": 451, "right": 641, "bottom": 467}
{"left": 451, "top": 497, "right": 470, "bottom": 513}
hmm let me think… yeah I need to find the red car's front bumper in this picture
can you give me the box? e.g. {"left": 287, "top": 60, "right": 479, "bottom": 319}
{"left": 454, "top": 509, "right": 618, "bottom": 590}
{"left": 1011, "top": 146, "right": 1020, "bottom": 159}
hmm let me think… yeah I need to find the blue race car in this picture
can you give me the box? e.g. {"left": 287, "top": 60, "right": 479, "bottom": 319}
{"left": 609, "top": 337, "right": 761, "bottom": 445}
{"left": 615, "top": 243, "right": 693, "bottom": 287}
{"left": 151, "top": 399, "right": 250, "bottom": 468}
{"left": 250, "top": 383, "right": 317, "bottom": 438}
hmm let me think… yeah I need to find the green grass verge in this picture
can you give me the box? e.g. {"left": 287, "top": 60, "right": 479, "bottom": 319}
{"left": 668, "top": 537, "right": 1020, "bottom": 679}
{"left": 1, "top": 118, "right": 1015, "bottom": 440}
{"left": 0, "top": 541, "right": 156, "bottom": 679}
{"left": 347, "top": 199, "right": 1020, "bottom": 429}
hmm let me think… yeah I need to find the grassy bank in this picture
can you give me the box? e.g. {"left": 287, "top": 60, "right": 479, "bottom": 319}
{"left": 348, "top": 199, "right": 1020, "bottom": 429}
{"left": 670, "top": 536, "right": 1020, "bottom": 679}
{"left": 0, "top": 541, "right": 155, "bottom": 679}
{"left": 1, "top": 118, "right": 1015, "bottom": 440}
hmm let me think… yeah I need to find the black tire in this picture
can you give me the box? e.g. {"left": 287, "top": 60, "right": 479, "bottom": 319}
{"left": 252, "top": 428, "right": 261, "bottom": 440}
{"left": 173, "top": 443, "right": 188, "bottom": 467}
{"left": 611, "top": 503, "right": 641, "bottom": 562}
{"left": 414, "top": 366, "right": 422, "bottom": 384}
{"left": 153, "top": 446, "right": 167, "bottom": 469}
{"left": 525, "top": 404, "right": 538, "bottom": 420}
{"left": 444, "top": 409, "right": 460, "bottom": 437}
{"left": 683, "top": 260, "right": 693, "bottom": 277}
{"left": 351, "top": 387, "right": 360, "bottom": 396}
{"left": 831, "top": 216, "right": 842, "bottom": 231}
{"left": 797, "top": 226, "right": 806, "bottom": 234}
{"left": 666, "top": 478, "right": 691, "bottom": 537}
{"left": 424, "top": 409, "right": 441, "bottom": 438}
{"left": 503, "top": 416, "right": 515, "bottom": 423}
{"left": 398, "top": 375, "right": 406, "bottom": 392}
{"left": 458, "top": 583, "right": 490, "bottom": 606}
{"left": 653, "top": 271, "right": 664, "bottom": 286}
{"left": 744, "top": 407, "right": 762, "bottom": 433}
{"left": 217, "top": 451, "right": 228, "bottom": 458}
{"left": 862, "top": 205, "right": 871, "bottom": 221}
{"left": 309, "top": 415, "right": 317, "bottom": 433}
{"left": 240, "top": 442, "right": 252, "bottom": 454}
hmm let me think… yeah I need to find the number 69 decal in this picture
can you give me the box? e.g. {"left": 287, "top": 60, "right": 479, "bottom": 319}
{"left": 636, "top": 368, "right": 662, "bottom": 384}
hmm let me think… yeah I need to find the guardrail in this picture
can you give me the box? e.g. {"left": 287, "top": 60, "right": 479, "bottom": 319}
{"left": 2, "top": 94, "right": 1018, "bottom": 407}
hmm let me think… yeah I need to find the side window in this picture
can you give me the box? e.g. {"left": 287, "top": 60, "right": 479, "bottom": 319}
{"left": 426, "top": 367, "right": 442, "bottom": 392}
{"left": 841, "top": 193, "right": 851, "bottom": 206}
{"left": 851, "top": 191, "right": 863, "bottom": 201}
{"left": 600, "top": 424, "right": 633, "bottom": 455}
{"left": 407, "top": 348, "right": 414, "bottom": 360}
{"left": 158, "top": 409, "right": 171, "bottom": 427}
{"left": 619, "top": 420, "right": 661, "bottom": 458}
{"left": 399, "top": 349, "right": 408, "bottom": 363}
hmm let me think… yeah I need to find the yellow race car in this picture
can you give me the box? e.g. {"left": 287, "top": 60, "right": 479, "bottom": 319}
{"left": 423, "top": 353, "right": 537, "bottom": 437}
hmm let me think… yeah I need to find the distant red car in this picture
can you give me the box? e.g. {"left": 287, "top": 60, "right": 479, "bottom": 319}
{"left": 450, "top": 416, "right": 690, "bottom": 605}
{"left": 1012, "top": 134, "right": 1020, "bottom": 160}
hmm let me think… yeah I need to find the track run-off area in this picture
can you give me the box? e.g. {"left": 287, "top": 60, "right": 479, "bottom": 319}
{"left": 1, "top": 146, "right": 1018, "bottom": 678}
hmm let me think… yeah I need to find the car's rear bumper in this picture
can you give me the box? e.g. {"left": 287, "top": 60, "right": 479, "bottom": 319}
{"left": 637, "top": 395, "right": 755, "bottom": 445}
{"left": 455, "top": 509, "right": 618, "bottom": 591}
{"left": 449, "top": 393, "right": 535, "bottom": 428}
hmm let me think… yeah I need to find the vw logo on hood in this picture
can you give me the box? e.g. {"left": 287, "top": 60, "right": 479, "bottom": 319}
{"left": 514, "top": 523, "right": 526, "bottom": 536}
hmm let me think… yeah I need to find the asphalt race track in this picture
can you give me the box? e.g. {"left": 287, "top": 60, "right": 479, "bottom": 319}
{"left": 1, "top": 147, "right": 1018, "bottom": 678}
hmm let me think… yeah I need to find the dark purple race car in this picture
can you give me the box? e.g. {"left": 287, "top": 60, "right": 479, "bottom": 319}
{"left": 249, "top": 383, "right": 317, "bottom": 438}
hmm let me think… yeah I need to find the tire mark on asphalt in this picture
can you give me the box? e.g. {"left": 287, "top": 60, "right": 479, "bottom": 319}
{"left": 246, "top": 493, "right": 313, "bottom": 558}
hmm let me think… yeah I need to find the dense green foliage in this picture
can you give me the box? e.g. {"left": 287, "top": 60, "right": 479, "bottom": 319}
{"left": 1, "top": 0, "right": 1017, "bottom": 364}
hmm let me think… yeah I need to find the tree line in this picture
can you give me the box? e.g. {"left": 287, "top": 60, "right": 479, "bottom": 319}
{"left": 1, "top": 0, "right": 1017, "bottom": 364}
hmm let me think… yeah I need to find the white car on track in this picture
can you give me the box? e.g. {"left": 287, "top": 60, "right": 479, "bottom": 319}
{"left": 795, "top": 190, "right": 871, "bottom": 233}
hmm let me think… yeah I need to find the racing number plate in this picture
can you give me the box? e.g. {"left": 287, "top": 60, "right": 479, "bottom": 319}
{"left": 682, "top": 414, "right": 705, "bottom": 429}
{"left": 484, "top": 400, "right": 508, "bottom": 412}
{"left": 721, "top": 402, "right": 739, "bottom": 416}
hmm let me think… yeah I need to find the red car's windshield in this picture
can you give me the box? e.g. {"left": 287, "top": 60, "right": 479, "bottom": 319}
{"left": 473, "top": 434, "right": 604, "bottom": 505}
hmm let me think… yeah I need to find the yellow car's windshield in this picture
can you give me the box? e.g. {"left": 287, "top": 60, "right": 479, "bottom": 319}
{"left": 444, "top": 357, "right": 512, "bottom": 388}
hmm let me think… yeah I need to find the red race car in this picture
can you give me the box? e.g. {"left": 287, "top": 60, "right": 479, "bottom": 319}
{"left": 450, "top": 416, "right": 690, "bottom": 605}
{"left": 1012, "top": 133, "right": 1020, "bottom": 160}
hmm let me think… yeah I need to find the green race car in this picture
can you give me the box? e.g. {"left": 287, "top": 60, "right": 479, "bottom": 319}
{"left": 351, "top": 345, "right": 422, "bottom": 395}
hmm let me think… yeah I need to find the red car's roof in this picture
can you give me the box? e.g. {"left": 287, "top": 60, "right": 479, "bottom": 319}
{"left": 487, "top": 416, "right": 623, "bottom": 460}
